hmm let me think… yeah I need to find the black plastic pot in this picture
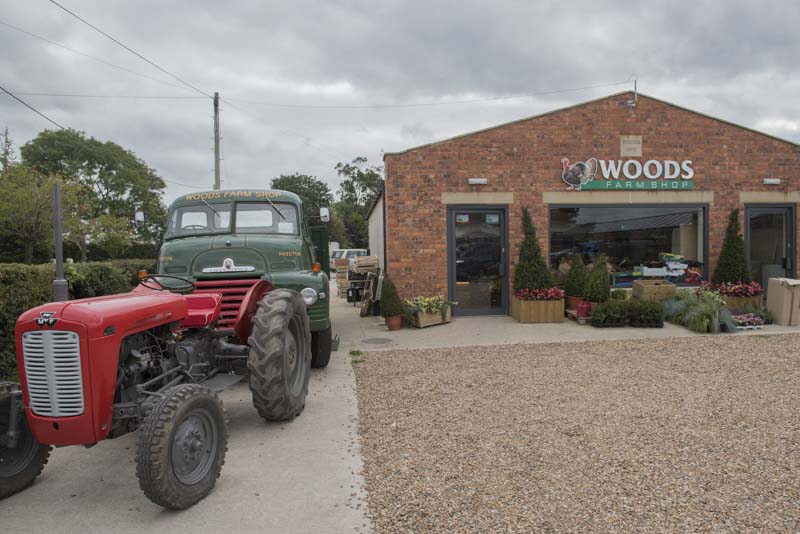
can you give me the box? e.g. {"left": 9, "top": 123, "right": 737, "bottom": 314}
{"left": 630, "top": 320, "right": 664, "bottom": 328}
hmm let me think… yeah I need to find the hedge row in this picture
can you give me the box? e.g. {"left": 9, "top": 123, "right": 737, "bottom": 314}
{"left": 0, "top": 259, "right": 155, "bottom": 380}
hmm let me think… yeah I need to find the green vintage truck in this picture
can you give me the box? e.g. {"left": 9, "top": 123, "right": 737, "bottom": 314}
{"left": 157, "top": 189, "right": 332, "bottom": 368}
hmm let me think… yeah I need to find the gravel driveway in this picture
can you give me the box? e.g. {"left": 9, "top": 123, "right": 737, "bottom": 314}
{"left": 354, "top": 334, "right": 800, "bottom": 533}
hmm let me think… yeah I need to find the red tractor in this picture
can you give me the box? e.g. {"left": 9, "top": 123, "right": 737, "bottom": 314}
{"left": 0, "top": 274, "right": 311, "bottom": 509}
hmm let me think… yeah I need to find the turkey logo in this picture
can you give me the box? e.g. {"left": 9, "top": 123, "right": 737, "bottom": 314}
{"left": 36, "top": 311, "right": 58, "bottom": 328}
{"left": 561, "top": 157, "right": 598, "bottom": 191}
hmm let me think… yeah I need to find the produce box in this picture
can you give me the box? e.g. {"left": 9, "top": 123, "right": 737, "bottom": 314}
{"left": 631, "top": 279, "right": 676, "bottom": 302}
{"left": 766, "top": 277, "right": 800, "bottom": 326}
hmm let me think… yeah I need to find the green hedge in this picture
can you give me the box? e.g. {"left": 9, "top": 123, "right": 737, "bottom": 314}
{"left": 0, "top": 260, "right": 155, "bottom": 380}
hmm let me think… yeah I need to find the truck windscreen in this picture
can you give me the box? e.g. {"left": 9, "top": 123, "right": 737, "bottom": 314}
{"left": 235, "top": 202, "right": 299, "bottom": 235}
{"left": 166, "top": 203, "right": 232, "bottom": 238}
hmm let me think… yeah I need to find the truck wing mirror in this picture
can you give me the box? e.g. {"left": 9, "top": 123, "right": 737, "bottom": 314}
{"left": 319, "top": 207, "right": 330, "bottom": 223}
{"left": 134, "top": 210, "right": 146, "bottom": 227}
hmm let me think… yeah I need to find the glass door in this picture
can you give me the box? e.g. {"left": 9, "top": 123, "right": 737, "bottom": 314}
{"left": 448, "top": 207, "right": 507, "bottom": 315}
{"left": 746, "top": 206, "right": 795, "bottom": 292}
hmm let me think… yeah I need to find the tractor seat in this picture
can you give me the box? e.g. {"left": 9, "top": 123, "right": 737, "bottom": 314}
{"left": 180, "top": 293, "right": 223, "bottom": 328}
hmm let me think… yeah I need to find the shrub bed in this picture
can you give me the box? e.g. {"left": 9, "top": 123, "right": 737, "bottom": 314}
{"left": 0, "top": 260, "right": 154, "bottom": 380}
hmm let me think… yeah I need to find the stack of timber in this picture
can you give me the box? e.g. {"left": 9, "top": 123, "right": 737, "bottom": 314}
{"left": 334, "top": 258, "right": 351, "bottom": 297}
{"left": 354, "top": 255, "right": 379, "bottom": 273}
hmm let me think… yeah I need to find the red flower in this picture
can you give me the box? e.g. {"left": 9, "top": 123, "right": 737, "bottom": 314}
{"left": 515, "top": 287, "right": 565, "bottom": 301}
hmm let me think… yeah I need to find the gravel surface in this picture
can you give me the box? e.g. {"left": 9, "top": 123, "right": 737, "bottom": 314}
{"left": 354, "top": 335, "right": 800, "bottom": 533}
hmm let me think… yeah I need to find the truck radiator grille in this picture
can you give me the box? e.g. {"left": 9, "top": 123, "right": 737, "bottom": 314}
{"left": 21, "top": 330, "right": 84, "bottom": 417}
{"left": 194, "top": 278, "right": 260, "bottom": 329}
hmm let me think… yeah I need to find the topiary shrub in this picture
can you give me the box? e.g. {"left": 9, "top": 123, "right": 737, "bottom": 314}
{"left": 584, "top": 254, "right": 610, "bottom": 303}
{"left": 380, "top": 274, "right": 405, "bottom": 318}
{"left": 610, "top": 288, "right": 627, "bottom": 300}
{"left": 564, "top": 255, "right": 588, "bottom": 298}
{"left": 513, "top": 207, "right": 553, "bottom": 293}
{"left": 712, "top": 208, "right": 751, "bottom": 284}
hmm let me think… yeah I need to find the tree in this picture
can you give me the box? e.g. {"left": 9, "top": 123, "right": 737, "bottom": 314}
{"left": 712, "top": 208, "right": 751, "bottom": 284}
{"left": 565, "top": 255, "right": 588, "bottom": 297}
{"left": 1, "top": 127, "right": 16, "bottom": 175}
{"left": 270, "top": 173, "right": 333, "bottom": 218}
{"left": 0, "top": 165, "right": 57, "bottom": 263}
{"left": 334, "top": 157, "right": 384, "bottom": 248}
{"left": 20, "top": 129, "right": 167, "bottom": 260}
{"left": 584, "top": 254, "right": 611, "bottom": 303}
{"left": 513, "top": 207, "right": 553, "bottom": 292}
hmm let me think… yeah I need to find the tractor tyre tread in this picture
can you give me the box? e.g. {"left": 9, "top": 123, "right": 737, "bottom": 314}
{"left": 247, "top": 289, "right": 311, "bottom": 421}
{"left": 0, "top": 382, "right": 51, "bottom": 499}
{"left": 135, "top": 383, "right": 228, "bottom": 510}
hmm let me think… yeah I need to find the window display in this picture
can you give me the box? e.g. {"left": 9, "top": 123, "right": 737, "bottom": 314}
{"left": 549, "top": 206, "right": 706, "bottom": 286}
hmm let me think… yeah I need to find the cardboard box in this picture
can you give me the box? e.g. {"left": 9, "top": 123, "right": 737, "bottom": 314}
{"left": 766, "top": 278, "right": 800, "bottom": 326}
{"left": 632, "top": 280, "right": 676, "bottom": 302}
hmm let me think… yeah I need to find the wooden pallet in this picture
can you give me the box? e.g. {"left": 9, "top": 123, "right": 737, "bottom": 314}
{"left": 566, "top": 309, "right": 589, "bottom": 325}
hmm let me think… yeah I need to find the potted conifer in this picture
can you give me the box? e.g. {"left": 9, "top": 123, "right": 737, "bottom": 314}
{"left": 510, "top": 207, "right": 564, "bottom": 323}
{"left": 584, "top": 254, "right": 611, "bottom": 312}
{"left": 711, "top": 208, "right": 761, "bottom": 309}
{"left": 564, "top": 255, "right": 588, "bottom": 311}
{"left": 380, "top": 274, "right": 405, "bottom": 331}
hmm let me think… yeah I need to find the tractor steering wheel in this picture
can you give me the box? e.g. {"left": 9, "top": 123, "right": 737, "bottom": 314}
{"left": 139, "top": 274, "right": 196, "bottom": 294}
{"left": 181, "top": 224, "right": 207, "bottom": 231}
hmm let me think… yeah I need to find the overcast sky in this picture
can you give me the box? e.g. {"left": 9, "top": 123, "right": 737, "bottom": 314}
{"left": 1, "top": 0, "right": 798, "bottom": 203}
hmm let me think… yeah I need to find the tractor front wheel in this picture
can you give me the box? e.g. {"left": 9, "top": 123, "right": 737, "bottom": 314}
{"left": 135, "top": 384, "right": 228, "bottom": 510}
{"left": 0, "top": 382, "right": 51, "bottom": 499}
{"left": 247, "top": 289, "right": 311, "bottom": 421}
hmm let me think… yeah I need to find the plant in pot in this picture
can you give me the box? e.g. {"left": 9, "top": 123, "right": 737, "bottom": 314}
{"left": 403, "top": 295, "right": 456, "bottom": 328}
{"left": 510, "top": 207, "right": 564, "bottom": 323}
{"left": 629, "top": 300, "right": 664, "bottom": 328}
{"left": 590, "top": 300, "right": 630, "bottom": 328}
{"left": 584, "top": 254, "right": 611, "bottom": 312}
{"left": 712, "top": 208, "right": 752, "bottom": 286}
{"left": 564, "top": 255, "right": 588, "bottom": 311}
{"left": 380, "top": 274, "right": 405, "bottom": 331}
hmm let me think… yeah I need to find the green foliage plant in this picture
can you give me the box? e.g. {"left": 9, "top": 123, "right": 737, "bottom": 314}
{"left": 513, "top": 207, "right": 553, "bottom": 293}
{"left": 380, "top": 274, "right": 405, "bottom": 318}
{"left": 564, "top": 255, "right": 588, "bottom": 298}
{"left": 584, "top": 254, "right": 611, "bottom": 303}
{"left": 712, "top": 209, "right": 751, "bottom": 284}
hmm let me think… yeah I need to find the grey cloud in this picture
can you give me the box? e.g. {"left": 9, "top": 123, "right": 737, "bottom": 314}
{"left": 1, "top": 0, "right": 798, "bottom": 202}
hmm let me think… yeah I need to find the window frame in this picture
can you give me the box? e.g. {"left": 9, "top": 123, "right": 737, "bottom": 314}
{"left": 547, "top": 203, "right": 709, "bottom": 287}
{"left": 165, "top": 202, "right": 233, "bottom": 239}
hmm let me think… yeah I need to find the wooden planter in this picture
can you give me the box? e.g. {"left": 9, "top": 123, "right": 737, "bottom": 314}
{"left": 412, "top": 307, "right": 452, "bottom": 328}
{"left": 724, "top": 295, "right": 762, "bottom": 310}
{"left": 510, "top": 298, "right": 564, "bottom": 323}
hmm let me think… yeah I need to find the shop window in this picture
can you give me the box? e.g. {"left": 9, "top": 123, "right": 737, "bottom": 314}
{"left": 549, "top": 205, "right": 706, "bottom": 286}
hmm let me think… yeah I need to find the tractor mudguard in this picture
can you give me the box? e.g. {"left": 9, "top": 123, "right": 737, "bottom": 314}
{"left": 233, "top": 280, "right": 273, "bottom": 343}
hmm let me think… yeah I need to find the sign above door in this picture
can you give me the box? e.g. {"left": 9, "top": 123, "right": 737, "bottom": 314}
{"left": 561, "top": 157, "right": 694, "bottom": 191}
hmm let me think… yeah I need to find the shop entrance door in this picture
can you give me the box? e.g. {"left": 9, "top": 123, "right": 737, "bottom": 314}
{"left": 745, "top": 205, "right": 795, "bottom": 293}
{"left": 447, "top": 207, "right": 508, "bottom": 315}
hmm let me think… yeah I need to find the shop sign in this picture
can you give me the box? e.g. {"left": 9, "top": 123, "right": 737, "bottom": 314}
{"left": 561, "top": 157, "right": 694, "bottom": 191}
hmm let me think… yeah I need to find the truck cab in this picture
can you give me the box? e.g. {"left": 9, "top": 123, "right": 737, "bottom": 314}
{"left": 158, "top": 189, "right": 332, "bottom": 367}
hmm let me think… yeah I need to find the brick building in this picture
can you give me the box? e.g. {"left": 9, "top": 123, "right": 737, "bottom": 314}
{"left": 373, "top": 92, "right": 800, "bottom": 315}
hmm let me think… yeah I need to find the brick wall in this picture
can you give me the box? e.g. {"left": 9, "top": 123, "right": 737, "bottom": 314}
{"left": 384, "top": 92, "right": 800, "bottom": 299}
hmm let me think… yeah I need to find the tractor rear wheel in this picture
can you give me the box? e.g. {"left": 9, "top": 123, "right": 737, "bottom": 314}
{"left": 310, "top": 325, "right": 332, "bottom": 369}
{"left": 247, "top": 289, "right": 311, "bottom": 421}
{"left": 135, "top": 384, "right": 227, "bottom": 510}
{"left": 0, "top": 382, "right": 51, "bottom": 499}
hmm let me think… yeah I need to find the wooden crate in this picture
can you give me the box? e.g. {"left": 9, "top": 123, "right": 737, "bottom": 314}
{"left": 354, "top": 255, "right": 379, "bottom": 272}
{"left": 631, "top": 280, "right": 676, "bottom": 302}
{"left": 510, "top": 298, "right": 564, "bottom": 323}
{"left": 412, "top": 307, "right": 452, "bottom": 328}
{"left": 725, "top": 295, "right": 762, "bottom": 310}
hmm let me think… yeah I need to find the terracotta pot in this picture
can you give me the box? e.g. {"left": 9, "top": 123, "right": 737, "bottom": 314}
{"left": 385, "top": 315, "right": 403, "bottom": 331}
{"left": 589, "top": 301, "right": 599, "bottom": 313}
{"left": 576, "top": 300, "right": 592, "bottom": 318}
{"left": 566, "top": 295, "right": 583, "bottom": 310}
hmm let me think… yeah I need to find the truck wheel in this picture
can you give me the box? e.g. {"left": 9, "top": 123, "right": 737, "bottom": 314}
{"left": 136, "top": 384, "right": 227, "bottom": 510}
{"left": 310, "top": 326, "right": 332, "bottom": 369}
{"left": 0, "top": 382, "right": 51, "bottom": 499}
{"left": 247, "top": 289, "right": 311, "bottom": 421}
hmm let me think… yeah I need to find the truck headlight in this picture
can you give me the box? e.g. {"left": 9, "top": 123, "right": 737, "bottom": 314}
{"left": 300, "top": 287, "right": 318, "bottom": 305}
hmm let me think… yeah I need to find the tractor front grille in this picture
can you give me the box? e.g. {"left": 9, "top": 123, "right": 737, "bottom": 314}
{"left": 21, "top": 330, "right": 84, "bottom": 417}
{"left": 194, "top": 278, "right": 260, "bottom": 329}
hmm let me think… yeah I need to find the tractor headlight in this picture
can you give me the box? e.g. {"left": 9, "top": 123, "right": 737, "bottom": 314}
{"left": 300, "top": 287, "right": 318, "bottom": 306}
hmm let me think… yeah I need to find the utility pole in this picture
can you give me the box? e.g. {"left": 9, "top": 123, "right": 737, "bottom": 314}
{"left": 52, "top": 183, "right": 68, "bottom": 302}
{"left": 213, "top": 91, "right": 221, "bottom": 190}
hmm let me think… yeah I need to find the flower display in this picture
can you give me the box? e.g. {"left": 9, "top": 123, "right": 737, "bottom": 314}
{"left": 698, "top": 281, "right": 763, "bottom": 297}
{"left": 732, "top": 313, "right": 765, "bottom": 327}
{"left": 514, "top": 287, "right": 565, "bottom": 301}
{"left": 404, "top": 295, "right": 456, "bottom": 314}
